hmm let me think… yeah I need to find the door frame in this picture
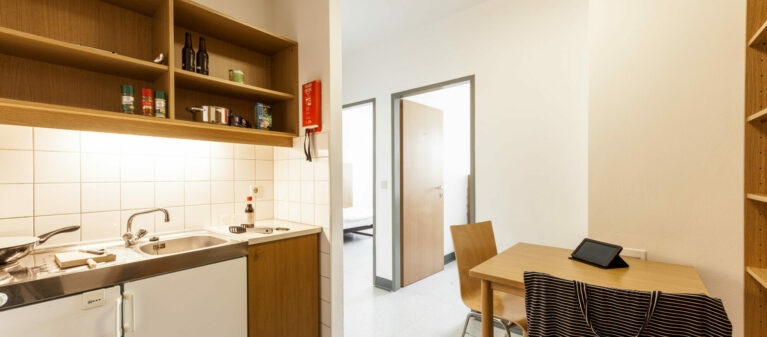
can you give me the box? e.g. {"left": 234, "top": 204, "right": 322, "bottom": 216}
{"left": 341, "top": 98, "right": 377, "bottom": 288}
{"left": 391, "top": 75, "right": 476, "bottom": 291}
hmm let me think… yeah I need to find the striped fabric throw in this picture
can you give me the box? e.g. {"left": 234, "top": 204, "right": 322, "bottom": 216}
{"left": 523, "top": 271, "right": 731, "bottom": 336}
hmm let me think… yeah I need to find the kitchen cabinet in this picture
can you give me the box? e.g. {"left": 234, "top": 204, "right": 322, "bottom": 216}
{"left": 0, "top": 285, "right": 122, "bottom": 337}
{"left": 249, "top": 234, "right": 319, "bottom": 337}
{"left": 123, "top": 257, "right": 247, "bottom": 337}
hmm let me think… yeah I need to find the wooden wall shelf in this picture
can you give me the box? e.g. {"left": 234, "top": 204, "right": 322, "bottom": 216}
{"left": 749, "top": 18, "right": 767, "bottom": 47}
{"left": 746, "top": 193, "right": 767, "bottom": 203}
{"left": 747, "top": 108, "right": 767, "bottom": 122}
{"left": 747, "top": 267, "right": 767, "bottom": 290}
{"left": 174, "top": 70, "right": 294, "bottom": 102}
{"left": 0, "top": 98, "right": 293, "bottom": 147}
{"left": 0, "top": 0, "right": 298, "bottom": 147}
{"left": 0, "top": 27, "right": 168, "bottom": 81}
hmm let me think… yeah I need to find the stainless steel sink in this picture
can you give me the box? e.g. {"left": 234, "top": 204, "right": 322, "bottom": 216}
{"left": 137, "top": 235, "right": 229, "bottom": 256}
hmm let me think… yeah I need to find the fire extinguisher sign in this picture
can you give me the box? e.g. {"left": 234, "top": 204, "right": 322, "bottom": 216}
{"left": 302, "top": 80, "right": 322, "bottom": 132}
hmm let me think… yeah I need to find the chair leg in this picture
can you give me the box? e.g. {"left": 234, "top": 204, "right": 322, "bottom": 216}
{"left": 461, "top": 312, "right": 481, "bottom": 337}
{"left": 496, "top": 319, "right": 512, "bottom": 337}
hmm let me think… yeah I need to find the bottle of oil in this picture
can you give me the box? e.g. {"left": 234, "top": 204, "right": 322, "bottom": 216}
{"left": 182, "top": 32, "right": 195, "bottom": 72}
{"left": 244, "top": 196, "right": 254, "bottom": 227}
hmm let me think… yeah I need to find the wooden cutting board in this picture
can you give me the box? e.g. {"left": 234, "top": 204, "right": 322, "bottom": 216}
{"left": 55, "top": 251, "right": 116, "bottom": 268}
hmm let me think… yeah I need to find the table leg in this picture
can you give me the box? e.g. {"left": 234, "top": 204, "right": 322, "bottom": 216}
{"left": 481, "top": 279, "right": 493, "bottom": 337}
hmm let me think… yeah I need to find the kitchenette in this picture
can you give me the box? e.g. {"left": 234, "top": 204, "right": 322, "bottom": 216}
{"left": 0, "top": 0, "right": 333, "bottom": 335}
{"left": 0, "top": 218, "right": 321, "bottom": 337}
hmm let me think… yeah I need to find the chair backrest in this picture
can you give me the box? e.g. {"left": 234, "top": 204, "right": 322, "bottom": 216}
{"left": 450, "top": 221, "right": 498, "bottom": 305}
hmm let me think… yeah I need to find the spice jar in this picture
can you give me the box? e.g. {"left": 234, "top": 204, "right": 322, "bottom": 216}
{"left": 154, "top": 91, "right": 167, "bottom": 118}
{"left": 121, "top": 85, "right": 134, "bottom": 114}
{"left": 141, "top": 88, "right": 154, "bottom": 116}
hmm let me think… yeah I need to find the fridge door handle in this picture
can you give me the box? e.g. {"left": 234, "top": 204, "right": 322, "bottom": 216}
{"left": 115, "top": 297, "right": 123, "bottom": 337}
{"left": 123, "top": 292, "right": 135, "bottom": 333}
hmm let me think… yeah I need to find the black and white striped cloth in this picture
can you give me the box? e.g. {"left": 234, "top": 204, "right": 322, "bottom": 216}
{"left": 523, "top": 271, "right": 732, "bottom": 336}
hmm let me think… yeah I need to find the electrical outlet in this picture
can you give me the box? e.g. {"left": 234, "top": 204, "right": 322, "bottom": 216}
{"left": 620, "top": 248, "right": 647, "bottom": 260}
{"left": 251, "top": 185, "right": 263, "bottom": 199}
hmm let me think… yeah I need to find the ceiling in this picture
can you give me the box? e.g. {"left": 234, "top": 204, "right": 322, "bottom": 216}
{"left": 342, "top": 0, "right": 487, "bottom": 53}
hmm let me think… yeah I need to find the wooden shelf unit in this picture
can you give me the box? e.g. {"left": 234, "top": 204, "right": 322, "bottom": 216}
{"left": 0, "top": 0, "right": 298, "bottom": 146}
{"left": 745, "top": 2, "right": 767, "bottom": 335}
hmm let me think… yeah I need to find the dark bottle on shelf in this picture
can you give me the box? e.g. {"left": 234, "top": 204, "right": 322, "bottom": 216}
{"left": 196, "top": 37, "right": 209, "bottom": 75}
{"left": 182, "top": 32, "right": 195, "bottom": 72}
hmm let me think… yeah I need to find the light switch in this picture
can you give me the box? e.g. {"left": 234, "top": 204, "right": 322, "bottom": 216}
{"left": 381, "top": 181, "right": 388, "bottom": 189}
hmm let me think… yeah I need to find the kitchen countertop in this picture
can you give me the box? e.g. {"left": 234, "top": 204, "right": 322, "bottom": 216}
{"left": 207, "top": 219, "right": 322, "bottom": 245}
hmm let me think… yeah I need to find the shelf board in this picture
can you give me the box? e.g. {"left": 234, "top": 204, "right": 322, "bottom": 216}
{"left": 747, "top": 267, "right": 767, "bottom": 290}
{"left": 750, "top": 19, "right": 767, "bottom": 47}
{"left": 0, "top": 27, "right": 168, "bottom": 81}
{"left": 100, "top": 0, "right": 165, "bottom": 16}
{"left": 174, "top": 69, "right": 295, "bottom": 102}
{"left": 174, "top": 0, "right": 296, "bottom": 54}
{"left": 747, "top": 193, "right": 767, "bottom": 203}
{"left": 747, "top": 108, "right": 767, "bottom": 123}
{"left": 0, "top": 98, "right": 294, "bottom": 147}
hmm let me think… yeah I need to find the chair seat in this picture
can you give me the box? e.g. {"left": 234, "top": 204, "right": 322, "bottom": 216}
{"left": 464, "top": 291, "right": 528, "bottom": 329}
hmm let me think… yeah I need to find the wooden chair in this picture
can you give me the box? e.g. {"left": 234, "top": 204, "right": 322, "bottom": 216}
{"left": 450, "top": 221, "right": 527, "bottom": 337}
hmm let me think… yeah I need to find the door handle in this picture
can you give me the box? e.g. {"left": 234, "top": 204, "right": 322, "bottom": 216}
{"left": 437, "top": 185, "right": 444, "bottom": 198}
{"left": 123, "top": 292, "right": 135, "bottom": 333}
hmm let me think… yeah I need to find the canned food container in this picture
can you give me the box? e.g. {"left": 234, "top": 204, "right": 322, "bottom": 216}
{"left": 229, "top": 69, "right": 245, "bottom": 84}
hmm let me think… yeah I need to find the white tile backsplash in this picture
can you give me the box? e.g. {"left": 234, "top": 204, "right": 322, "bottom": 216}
{"left": 234, "top": 160, "right": 256, "bottom": 181}
{"left": 121, "top": 154, "right": 155, "bottom": 182}
{"left": 121, "top": 182, "right": 155, "bottom": 210}
{"left": 0, "top": 150, "right": 33, "bottom": 183}
{"left": 0, "top": 125, "right": 277, "bottom": 246}
{"left": 0, "top": 184, "right": 33, "bottom": 218}
{"left": 34, "top": 128, "right": 79, "bottom": 152}
{"left": 155, "top": 182, "right": 185, "bottom": 207}
{"left": 211, "top": 142, "right": 234, "bottom": 158}
{"left": 212, "top": 181, "right": 234, "bottom": 204}
{"left": 0, "top": 125, "right": 32, "bottom": 150}
{"left": 211, "top": 158, "right": 234, "bottom": 181}
{"left": 82, "top": 183, "right": 120, "bottom": 212}
{"left": 35, "top": 152, "right": 80, "bottom": 183}
{"left": 234, "top": 144, "right": 256, "bottom": 159}
{"left": 82, "top": 153, "right": 121, "bottom": 182}
{"left": 0, "top": 217, "right": 33, "bottom": 236}
{"left": 35, "top": 183, "right": 79, "bottom": 216}
{"left": 185, "top": 181, "right": 211, "bottom": 205}
{"left": 81, "top": 211, "right": 121, "bottom": 241}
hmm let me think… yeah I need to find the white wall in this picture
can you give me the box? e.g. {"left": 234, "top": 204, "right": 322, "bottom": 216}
{"left": 342, "top": 104, "right": 374, "bottom": 210}
{"left": 343, "top": 0, "right": 590, "bottom": 280}
{"left": 587, "top": 0, "right": 745, "bottom": 334}
{"left": 406, "top": 83, "right": 471, "bottom": 256}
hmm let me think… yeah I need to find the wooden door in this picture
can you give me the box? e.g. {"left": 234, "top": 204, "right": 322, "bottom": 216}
{"left": 401, "top": 99, "right": 444, "bottom": 286}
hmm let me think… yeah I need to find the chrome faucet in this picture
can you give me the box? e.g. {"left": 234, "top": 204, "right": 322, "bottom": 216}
{"left": 123, "top": 208, "right": 170, "bottom": 247}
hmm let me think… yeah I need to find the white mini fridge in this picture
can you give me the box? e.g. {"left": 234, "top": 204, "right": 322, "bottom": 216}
{"left": 0, "top": 257, "right": 247, "bottom": 337}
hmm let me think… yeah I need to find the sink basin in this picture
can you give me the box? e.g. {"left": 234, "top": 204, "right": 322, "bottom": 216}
{"left": 137, "top": 235, "right": 228, "bottom": 256}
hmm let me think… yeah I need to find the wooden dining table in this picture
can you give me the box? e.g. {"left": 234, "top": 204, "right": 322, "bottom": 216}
{"left": 469, "top": 242, "right": 709, "bottom": 337}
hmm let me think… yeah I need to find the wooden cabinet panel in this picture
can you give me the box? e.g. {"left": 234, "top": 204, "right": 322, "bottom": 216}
{"left": 248, "top": 234, "right": 319, "bottom": 337}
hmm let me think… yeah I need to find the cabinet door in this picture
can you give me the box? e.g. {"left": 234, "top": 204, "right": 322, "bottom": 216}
{"left": 123, "top": 257, "right": 247, "bottom": 337}
{"left": 0, "top": 286, "right": 122, "bottom": 337}
{"left": 249, "top": 234, "right": 319, "bottom": 337}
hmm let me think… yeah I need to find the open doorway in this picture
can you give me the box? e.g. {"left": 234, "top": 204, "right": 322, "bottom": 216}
{"left": 392, "top": 77, "right": 474, "bottom": 289}
{"left": 341, "top": 99, "right": 376, "bottom": 298}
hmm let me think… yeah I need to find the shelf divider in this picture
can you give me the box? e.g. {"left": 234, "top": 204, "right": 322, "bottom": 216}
{"left": 0, "top": 27, "right": 168, "bottom": 81}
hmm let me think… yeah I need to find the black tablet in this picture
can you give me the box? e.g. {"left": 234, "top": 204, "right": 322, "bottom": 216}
{"left": 570, "top": 238, "right": 628, "bottom": 269}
